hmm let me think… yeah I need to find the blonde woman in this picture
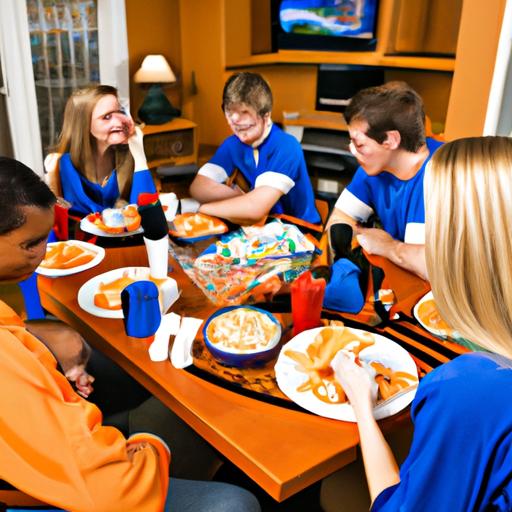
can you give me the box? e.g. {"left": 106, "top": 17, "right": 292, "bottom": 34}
{"left": 45, "top": 85, "right": 156, "bottom": 215}
{"left": 332, "top": 137, "right": 512, "bottom": 510}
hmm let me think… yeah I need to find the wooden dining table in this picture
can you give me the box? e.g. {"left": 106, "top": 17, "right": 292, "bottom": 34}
{"left": 37, "top": 244, "right": 427, "bottom": 502}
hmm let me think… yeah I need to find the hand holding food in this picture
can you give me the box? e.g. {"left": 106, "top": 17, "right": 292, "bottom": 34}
{"left": 331, "top": 350, "right": 375, "bottom": 413}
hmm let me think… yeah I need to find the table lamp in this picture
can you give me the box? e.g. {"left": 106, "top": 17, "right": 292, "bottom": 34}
{"left": 134, "top": 54, "right": 181, "bottom": 125}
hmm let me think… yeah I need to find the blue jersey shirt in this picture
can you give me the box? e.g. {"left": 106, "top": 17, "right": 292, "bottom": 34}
{"left": 336, "top": 138, "right": 443, "bottom": 243}
{"left": 59, "top": 153, "right": 156, "bottom": 216}
{"left": 372, "top": 352, "right": 512, "bottom": 511}
{"left": 198, "top": 124, "right": 320, "bottom": 224}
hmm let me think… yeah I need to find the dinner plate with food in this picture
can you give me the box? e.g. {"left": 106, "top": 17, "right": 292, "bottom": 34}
{"left": 78, "top": 266, "right": 179, "bottom": 319}
{"left": 80, "top": 204, "right": 144, "bottom": 237}
{"left": 37, "top": 240, "right": 105, "bottom": 277}
{"left": 168, "top": 212, "right": 228, "bottom": 242}
{"left": 274, "top": 325, "right": 419, "bottom": 421}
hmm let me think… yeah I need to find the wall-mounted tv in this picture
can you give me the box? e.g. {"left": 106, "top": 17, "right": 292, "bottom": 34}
{"left": 271, "top": 0, "right": 379, "bottom": 52}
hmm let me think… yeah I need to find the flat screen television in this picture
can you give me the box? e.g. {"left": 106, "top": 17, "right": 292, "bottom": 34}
{"left": 271, "top": 0, "right": 379, "bottom": 52}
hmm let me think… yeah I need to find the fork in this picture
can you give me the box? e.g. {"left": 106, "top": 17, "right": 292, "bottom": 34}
{"left": 373, "top": 382, "right": 419, "bottom": 413}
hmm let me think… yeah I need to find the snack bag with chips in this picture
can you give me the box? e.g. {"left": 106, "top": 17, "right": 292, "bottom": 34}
{"left": 170, "top": 219, "right": 315, "bottom": 305}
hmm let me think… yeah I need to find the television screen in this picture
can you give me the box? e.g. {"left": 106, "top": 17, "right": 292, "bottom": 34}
{"left": 272, "top": 0, "right": 378, "bottom": 52}
{"left": 279, "top": 0, "right": 377, "bottom": 39}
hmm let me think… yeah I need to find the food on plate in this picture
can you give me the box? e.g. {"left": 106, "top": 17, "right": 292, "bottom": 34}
{"left": 169, "top": 213, "right": 227, "bottom": 239}
{"left": 86, "top": 204, "right": 141, "bottom": 234}
{"left": 206, "top": 307, "right": 279, "bottom": 352}
{"left": 417, "top": 298, "right": 451, "bottom": 332}
{"left": 93, "top": 272, "right": 166, "bottom": 310}
{"left": 370, "top": 361, "right": 418, "bottom": 400}
{"left": 40, "top": 242, "right": 96, "bottom": 269}
{"left": 284, "top": 324, "right": 417, "bottom": 405}
{"left": 285, "top": 325, "right": 374, "bottom": 404}
{"left": 93, "top": 275, "right": 136, "bottom": 310}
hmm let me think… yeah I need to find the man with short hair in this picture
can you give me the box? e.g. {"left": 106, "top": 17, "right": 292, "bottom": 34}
{"left": 327, "top": 81, "right": 442, "bottom": 280}
{"left": 189, "top": 72, "right": 320, "bottom": 225}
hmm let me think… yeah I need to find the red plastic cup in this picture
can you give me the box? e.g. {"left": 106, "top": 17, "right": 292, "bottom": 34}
{"left": 291, "top": 270, "right": 326, "bottom": 336}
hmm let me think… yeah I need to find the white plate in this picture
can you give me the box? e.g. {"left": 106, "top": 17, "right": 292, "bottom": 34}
{"left": 413, "top": 291, "right": 466, "bottom": 342}
{"left": 413, "top": 291, "right": 449, "bottom": 338}
{"left": 36, "top": 241, "right": 105, "bottom": 277}
{"left": 274, "top": 326, "right": 418, "bottom": 422}
{"left": 80, "top": 217, "right": 144, "bottom": 238}
{"left": 77, "top": 266, "right": 179, "bottom": 319}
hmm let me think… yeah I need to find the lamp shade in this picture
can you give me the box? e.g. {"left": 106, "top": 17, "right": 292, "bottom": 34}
{"left": 134, "top": 55, "right": 176, "bottom": 84}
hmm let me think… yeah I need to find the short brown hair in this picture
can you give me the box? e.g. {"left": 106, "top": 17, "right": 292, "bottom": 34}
{"left": 221, "top": 72, "right": 273, "bottom": 116}
{"left": 344, "top": 81, "right": 425, "bottom": 152}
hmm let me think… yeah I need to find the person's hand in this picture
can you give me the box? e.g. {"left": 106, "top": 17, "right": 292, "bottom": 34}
{"left": 356, "top": 227, "right": 399, "bottom": 258}
{"left": 331, "top": 350, "right": 375, "bottom": 417}
{"left": 65, "top": 364, "right": 95, "bottom": 398}
{"left": 121, "top": 114, "right": 136, "bottom": 139}
{"left": 127, "top": 125, "right": 148, "bottom": 172}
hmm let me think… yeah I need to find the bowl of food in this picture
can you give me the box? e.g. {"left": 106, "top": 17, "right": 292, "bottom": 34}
{"left": 203, "top": 306, "right": 282, "bottom": 367}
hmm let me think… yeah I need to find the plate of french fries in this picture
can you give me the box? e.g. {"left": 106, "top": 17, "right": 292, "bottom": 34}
{"left": 274, "top": 324, "right": 419, "bottom": 421}
{"left": 37, "top": 240, "right": 105, "bottom": 277}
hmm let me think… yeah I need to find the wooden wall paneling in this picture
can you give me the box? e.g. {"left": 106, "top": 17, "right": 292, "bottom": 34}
{"left": 179, "top": 0, "right": 231, "bottom": 146}
{"left": 444, "top": 0, "right": 507, "bottom": 139}
{"left": 125, "top": 0, "right": 182, "bottom": 118}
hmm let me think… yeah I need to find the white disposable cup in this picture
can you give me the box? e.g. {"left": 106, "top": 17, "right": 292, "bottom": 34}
{"left": 144, "top": 236, "right": 169, "bottom": 279}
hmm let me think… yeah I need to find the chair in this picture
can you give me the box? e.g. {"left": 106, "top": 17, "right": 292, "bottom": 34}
{"left": 44, "top": 154, "right": 92, "bottom": 243}
{"left": 314, "top": 197, "right": 331, "bottom": 226}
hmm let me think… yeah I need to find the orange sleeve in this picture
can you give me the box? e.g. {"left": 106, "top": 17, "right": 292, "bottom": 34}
{"left": 0, "top": 302, "right": 169, "bottom": 512}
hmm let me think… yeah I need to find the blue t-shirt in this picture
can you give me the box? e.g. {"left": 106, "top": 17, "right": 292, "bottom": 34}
{"left": 335, "top": 138, "right": 443, "bottom": 243}
{"left": 198, "top": 124, "right": 320, "bottom": 224}
{"left": 59, "top": 153, "right": 156, "bottom": 216}
{"left": 372, "top": 352, "right": 512, "bottom": 511}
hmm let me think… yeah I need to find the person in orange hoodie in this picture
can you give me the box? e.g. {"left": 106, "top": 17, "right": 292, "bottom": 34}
{"left": 0, "top": 156, "right": 261, "bottom": 512}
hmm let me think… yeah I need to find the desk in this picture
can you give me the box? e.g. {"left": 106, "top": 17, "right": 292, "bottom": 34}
{"left": 282, "top": 110, "right": 355, "bottom": 197}
{"left": 38, "top": 247, "right": 449, "bottom": 501}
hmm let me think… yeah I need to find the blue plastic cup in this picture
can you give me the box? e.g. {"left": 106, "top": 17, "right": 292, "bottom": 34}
{"left": 121, "top": 281, "right": 162, "bottom": 338}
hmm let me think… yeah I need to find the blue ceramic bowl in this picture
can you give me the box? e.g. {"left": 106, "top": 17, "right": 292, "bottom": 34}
{"left": 203, "top": 306, "right": 282, "bottom": 368}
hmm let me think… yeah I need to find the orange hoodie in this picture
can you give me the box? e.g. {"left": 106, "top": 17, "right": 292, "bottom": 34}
{"left": 0, "top": 300, "right": 169, "bottom": 511}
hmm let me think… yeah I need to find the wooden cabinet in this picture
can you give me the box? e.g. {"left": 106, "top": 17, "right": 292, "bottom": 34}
{"left": 142, "top": 117, "right": 198, "bottom": 173}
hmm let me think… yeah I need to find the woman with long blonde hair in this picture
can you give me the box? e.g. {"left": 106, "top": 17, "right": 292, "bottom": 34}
{"left": 45, "top": 85, "right": 156, "bottom": 215}
{"left": 332, "top": 136, "right": 512, "bottom": 511}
